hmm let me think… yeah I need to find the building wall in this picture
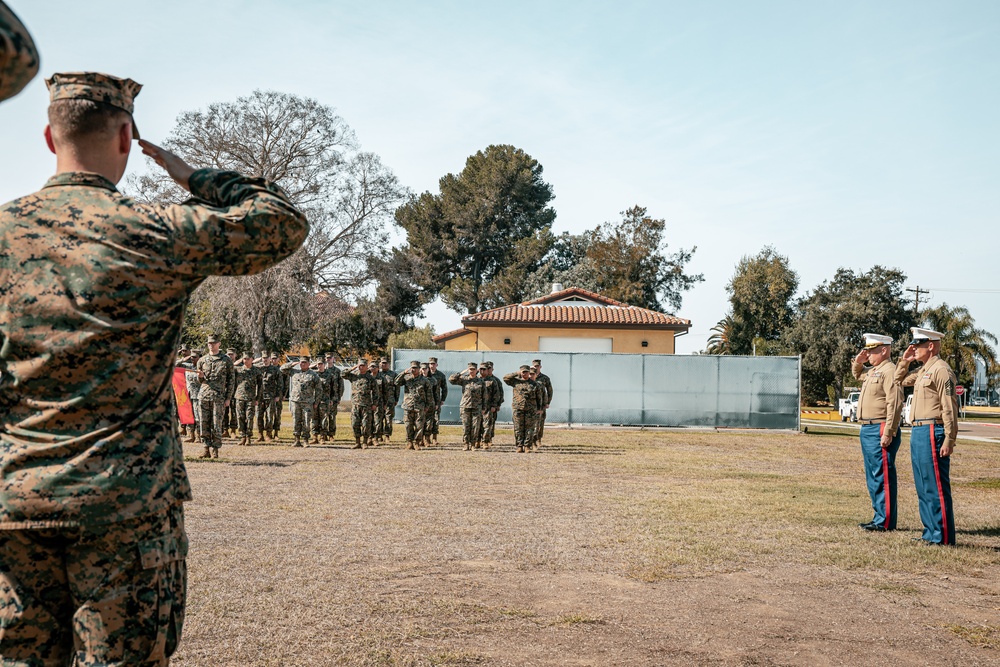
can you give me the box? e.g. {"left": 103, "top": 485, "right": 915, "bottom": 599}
{"left": 441, "top": 326, "right": 678, "bottom": 354}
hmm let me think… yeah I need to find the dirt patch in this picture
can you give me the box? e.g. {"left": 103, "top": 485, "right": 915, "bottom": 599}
{"left": 171, "top": 424, "right": 1000, "bottom": 666}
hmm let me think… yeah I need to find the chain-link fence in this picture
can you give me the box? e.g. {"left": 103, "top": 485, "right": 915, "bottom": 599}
{"left": 391, "top": 350, "right": 801, "bottom": 430}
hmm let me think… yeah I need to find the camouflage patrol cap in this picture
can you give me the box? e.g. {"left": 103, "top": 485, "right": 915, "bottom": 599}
{"left": 45, "top": 72, "right": 143, "bottom": 138}
{"left": 0, "top": 2, "right": 40, "bottom": 103}
{"left": 192, "top": 348, "right": 203, "bottom": 355}
{"left": 270, "top": 353, "right": 279, "bottom": 359}
{"left": 379, "top": 357, "right": 388, "bottom": 364}
{"left": 226, "top": 348, "right": 236, "bottom": 355}
{"left": 409, "top": 360, "right": 420, "bottom": 368}
{"left": 357, "top": 358, "right": 368, "bottom": 365}
{"left": 479, "top": 363, "right": 489, "bottom": 369}
{"left": 428, "top": 357, "right": 438, "bottom": 363}
{"left": 420, "top": 362, "right": 429, "bottom": 369}
{"left": 467, "top": 362, "right": 477, "bottom": 369}
{"left": 206, "top": 334, "right": 220, "bottom": 344}
{"left": 485, "top": 361, "right": 494, "bottom": 368}
{"left": 299, "top": 355, "right": 311, "bottom": 362}
{"left": 519, "top": 365, "right": 531, "bottom": 371}
{"left": 242, "top": 351, "right": 253, "bottom": 359}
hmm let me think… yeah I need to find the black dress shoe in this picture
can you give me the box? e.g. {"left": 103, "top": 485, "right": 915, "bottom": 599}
{"left": 858, "top": 521, "right": 873, "bottom": 529}
{"left": 861, "top": 522, "right": 886, "bottom": 532}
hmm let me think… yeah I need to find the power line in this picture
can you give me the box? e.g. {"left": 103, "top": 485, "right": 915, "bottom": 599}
{"left": 921, "top": 288, "right": 1000, "bottom": 294}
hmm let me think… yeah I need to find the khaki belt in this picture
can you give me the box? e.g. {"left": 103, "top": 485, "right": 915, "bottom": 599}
{"left": 859, "top": 419, "right": 885, "bottom": 425}
{"left": 912, "top": 419, "right": 944, "bottom": 425}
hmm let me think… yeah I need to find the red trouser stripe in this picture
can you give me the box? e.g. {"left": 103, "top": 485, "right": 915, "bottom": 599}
{"left": 880, "top": 422, "right": 891, "bottom": 530}
{"left": 929, "top": 427, "right": 949, "bottom": 545}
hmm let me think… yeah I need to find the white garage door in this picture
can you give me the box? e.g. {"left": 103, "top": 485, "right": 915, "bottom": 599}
{"left": 538, "top": 336, "right": 613, "bottom": 353}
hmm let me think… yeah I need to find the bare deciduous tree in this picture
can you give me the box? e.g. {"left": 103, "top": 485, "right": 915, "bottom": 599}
{"left": 128, "top": 90, "right": 407, "bottom": 354}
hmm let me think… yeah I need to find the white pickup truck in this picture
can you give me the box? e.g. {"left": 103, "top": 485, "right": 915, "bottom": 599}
{"left": 839, "top": 391, "right": 860, "bottom": 422}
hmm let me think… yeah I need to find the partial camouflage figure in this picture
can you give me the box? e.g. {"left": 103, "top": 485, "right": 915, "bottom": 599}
{"left": 343, "top": 359, "right": 380, "bottom": 448}
{"left": 281, "top": 355, "right": 321, "bottom": 447}
{"left": 479, "top": 361, "right": 504, "bottom": 448}
{"left": 0, "top": 1, "right": 39, "bottom": 104}
{"left": 420, "top": 362, "right": 438, "bottom": 446}
{"left": 196, "top": 335, "right": 234, "bottom": 458}
{"left": 376, "top": 358, "right": 398, "bottom": 443}
{"left": 450, "top": 363, "right": 487, "bottom": 450}
{"left": 395, "top": 360, "right": 432, "bottom": 449}
{"left": 532, "top": 359, "right": 553, "bottom": 447}
{"left": 256, "top": 352, "right": 284, "bottom": 440}
{"left": 311, "top": 359, "right": 336, "bottom": 443}
{"left": 233, "top": 352, "right": 262, "bottom": 446}
{"left": 378, "top": 359, "right": 399, "bottom": 442}
{"left": 369, "top": 359, "right": 387, "bottom": 442}
{"left": 323, "top": 353, "right": 344, "bottom": 438}
{"left": 504, "top": 365, "right": 545, "bottom": 453}
{"left": 0, "top": 72, "right": 307, "bottom": 666}
{"left": 427, "top": 357, "right": 448, "bottom": 445}
{"left": 222, "top": 348, "right": 238, "bottom": 437}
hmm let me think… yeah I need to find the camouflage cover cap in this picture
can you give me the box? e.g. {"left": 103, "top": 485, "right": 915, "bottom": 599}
{"left": 428, "top": 357, "right": 438, "bottom": 363}
{"left": 357, "top": 358, "right": 368, "bottom": 365}
{"left": 226, "top": 348, "right": 236, "bottom": 354}
{"left": 192, "top": 348, "right": 203, "bottom": 355}
{"left": 420, "top": 362, "right": 429, "bottom": 368}
{"left": 379, "top": 357, "right": 388, "bottom": 364}
{"left": 242, "top": 351, "right": 253, "bottom": 359}
{"left": 0, "top": 1, "right": 40, "bottom": 103}
{"left": 467, "top": 362, "right": 477, "bottom": 369}
{"left": 270, "top": 353, "right": 280, "bottom": 359}
{"left": 409, "top": 360, "right": 420, "bottom": 368}
{"left": 479, "top": 363, "right": 489, "bottom": 369}
{"left": 485, "top": 361, "right": 494, "bottom": 368}
{"left": 45, "top": 71, "right": 142, "bottom": 138}
{"left": 299, "top": 355, "right": 311, "bottom": 362}
{"left": 206, "top": 334, "right": 220, "bottom": 344}
{"left": 532, "top": 359, "right": 542, "bottom": 365}
{"left": 519, "top": 365, "right": 531, "bottom": 371}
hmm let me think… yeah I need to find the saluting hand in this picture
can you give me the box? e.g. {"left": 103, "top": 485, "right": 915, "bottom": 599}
{"left": 139, "top": 140, "right": 197, "bottom": 192}
{"left": 902, "top": 344, "right": 917, "bottom": 363}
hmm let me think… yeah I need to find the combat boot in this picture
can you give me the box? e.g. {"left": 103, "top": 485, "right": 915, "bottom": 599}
{"left": 221, "top": 429, "right": 230, "bottom": 438}
{"left": 309, "top": 436, "right": 319, "bottom": 445}
{"left": 179, "top": 424, "right": 187, "bottom": 437}
{"left": 432, "top": 435, "right": 439, "bottom": 445}
{"left": 464, "top": 444, "right": 472, "bottom": 451}
{"left": 293, "top": 438, "right": 303, "bottom": 447}
{"left": 184, "top": 432, "right": 196, "bottom": 444}
{"left": 212, "top": 447, "right": 219, "bottom": 458}
{"left": 517, "top": 446, "right": 525, "bottom": 453}
{"left": 352, "top": 437, "right": 362, "bottom": 450}
{"left": 257, "top": 432, "right": 265, "bottom": 443}
{"left": 406, "top": 441, "right": 414, "bottom": 450}
{"left": 199, "top": 446, "right": 211, "bottom": 459}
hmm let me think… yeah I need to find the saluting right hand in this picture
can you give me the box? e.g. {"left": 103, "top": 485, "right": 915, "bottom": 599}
{"left": 902, "top": 344, "right": 917, "bottom": 362}
{"left": 139, "top": 140, "right": 196, "bottom": 192}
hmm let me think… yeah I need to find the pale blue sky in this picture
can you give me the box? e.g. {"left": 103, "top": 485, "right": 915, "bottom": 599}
{"left": 2, "top": 1, "right": 997, "bottom": 354}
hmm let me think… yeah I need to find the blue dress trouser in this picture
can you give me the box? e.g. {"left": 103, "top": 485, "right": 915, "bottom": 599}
{"left": 909, "top": 423, "right": 955, "bottom": 545}
{"left": 860, "top": 423, "right": 901, "bottom": 529}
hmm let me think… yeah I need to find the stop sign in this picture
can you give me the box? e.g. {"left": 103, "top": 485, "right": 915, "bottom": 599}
{"left": 955, "top": 386, "right": 965, "bottom": 396}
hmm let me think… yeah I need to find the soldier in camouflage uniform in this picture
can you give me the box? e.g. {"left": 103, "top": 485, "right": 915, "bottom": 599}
{"left": 479, "top": 361, "right": 504, "bottom": 449}
{"left": 180, "top": 349, "right": 203, "bottom": 443}
{"left": 323, "top": 353, "right": 344, "bottom": 439}
{"left": 450, "top": 363, "right": 488, "bottom": 450}
{"left": 395, "top": 360, "right": 432, "bottom": 449}
{"left": 504, "top": 365, "right": 545, "bottom": 453}
{"left": 532, "top": 359, "right": 553, "bottom": 447}
{"left": 310, "top": 359, "right": 335, "bottom": 444}
{"left": 420, "top": 362, "right": 439, "bottom": 446}
{"left": 281, "top": 355, "right": 321, "bottom": 447}
{"left": 378, "top": 358, "right": 399, "bottom": 443}
{"left": 0, "top": 2, "right": 39, "bottom": 105}
{"left": 427, "top": 357, "right": 448, "bottom": 445}
{"left": 197, "top": 335, "right": 234, "bottom": 458}
{"left": 370, "top": 359, "right": 387, "bottom": 444}
{"left": 343, "top": 359, "right": 380, "bottom": 449}
{"left": 256, "top": 352, "right": 284, "bottom": 440}
{"left": 233, "top": 352, "right": 262, "bottom": 446}
{"left": 222, "top": 348, "right": 238, "bottom": 437}
{"left": 0, "top": 72, "right": 307, "bottom": 666}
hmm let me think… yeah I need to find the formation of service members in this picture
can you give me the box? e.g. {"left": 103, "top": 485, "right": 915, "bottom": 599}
{"left": 850, "top": 328, "right": 959, "bottom": 546}
{"left": 0, "top": 52, "right": 309, "bottom": 667}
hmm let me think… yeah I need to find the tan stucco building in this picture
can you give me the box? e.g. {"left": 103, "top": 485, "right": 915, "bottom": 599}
{"left": 432, "top": 286, "right": 691, "bottom": 354}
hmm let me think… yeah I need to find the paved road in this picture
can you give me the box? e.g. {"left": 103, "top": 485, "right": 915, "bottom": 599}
{"left": 803, "top": 418, "right": 1000, "bottom": 443}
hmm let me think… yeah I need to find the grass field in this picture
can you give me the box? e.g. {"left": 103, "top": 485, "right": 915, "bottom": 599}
{"left": 173, "top": 417, "right": 1000, "bottom": 666}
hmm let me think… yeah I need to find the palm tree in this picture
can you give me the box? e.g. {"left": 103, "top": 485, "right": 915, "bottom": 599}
{"left": 706, "top": 314, "right": 737, "bottom": 355}
{"left": 921, "top": 304, "right": 998, "bottom": 387}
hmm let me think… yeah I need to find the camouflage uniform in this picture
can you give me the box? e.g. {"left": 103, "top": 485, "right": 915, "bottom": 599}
{"left": 533, "top": 365, "right": 553, "bottom": 445}
{"left": 0, "top": 1, "right": 39, "bottom": 104}
{"left": 395, "top": 363, "right": 432, "bottom": 448}
{"left": 322, "top": 358, "right": 344, "bottom": 438}
{"left": 480, "top": 362, "right": 504, "bottom": 447}
{"left": 504, "top": 368, "right": 545, "bottom": 452}
{"left": 257, "top": 355, "right": 284, "bottom": 440}
{"left": 370, "top": 366, "right": 387, "bottom": 441}
{"left": 343, "top": 364, "right": 379, "bottom": 447}
{"left": 379, "top": 366, "right": 399, "bottom": 440}
{"left": 196, "top": 347, "right": 234, "bottom": 456}
{"left": 422, "top": 363, "right": 440, "bottom": 445}
{"left": 0, "top": 72, "right": 307, "bottom": 666}
{"left": 427, "top": 359, "right": 448, "bottom": 443}
{"left": 311, "top": 365, "right": 337, "bottom": 442}
{"left": 281, "top": 359, "right": 321, "bottom": 446}
{"left": 233, "top": 358, "right": 262, "bottom": 445}
{"left": 180, "top": 354, "right": 202, "bottom": 442}
{"left": 450, "top": 367, "right": 487, "bottom": 450}
{"left": 223, "top": 349, "right": 238, "bottom": 435}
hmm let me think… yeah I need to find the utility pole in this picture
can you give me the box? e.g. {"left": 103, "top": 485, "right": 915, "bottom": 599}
{"left": 906, "top": 286, "right": 927, "bottom": 317}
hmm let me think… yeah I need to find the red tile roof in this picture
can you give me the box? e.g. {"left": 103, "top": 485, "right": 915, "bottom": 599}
{"left": 456, "top": 287, "right": 691, "bottom": 329}
{"left": 432, "top": 327, "right": 473, "bottom": 343}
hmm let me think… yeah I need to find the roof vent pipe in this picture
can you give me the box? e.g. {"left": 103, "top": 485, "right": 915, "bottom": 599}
{"left": 552, "top": 282, "right": 563, "bottom": 293}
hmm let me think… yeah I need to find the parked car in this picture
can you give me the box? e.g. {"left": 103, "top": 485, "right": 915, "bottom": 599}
{"left": 839, "top": 392, "right": 860, "bottom": 422}
{"left": 902, "top": 395, "right": 913, "bottom": 426}
{"left": 969, "top": 397, "right": 989, "bottom": 407}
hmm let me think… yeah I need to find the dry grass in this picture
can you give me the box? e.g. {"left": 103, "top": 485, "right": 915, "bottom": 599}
{"left": 173, "top": 414, "right": 1000, "bottom": 666}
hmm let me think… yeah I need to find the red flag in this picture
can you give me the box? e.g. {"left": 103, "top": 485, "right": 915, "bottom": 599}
{"left": 173, "top": 367, "right": 195, "bottom": 425}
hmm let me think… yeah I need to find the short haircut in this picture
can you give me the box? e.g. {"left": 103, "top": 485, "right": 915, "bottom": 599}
{"left": 48, "top": 99, "right": 130, "bottom": 142}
